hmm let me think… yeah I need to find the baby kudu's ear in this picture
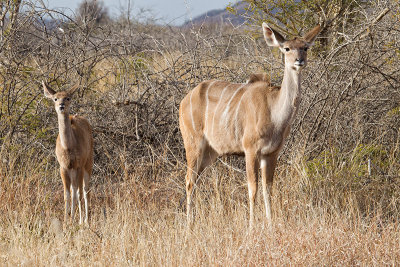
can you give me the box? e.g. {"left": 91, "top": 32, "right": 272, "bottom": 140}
{"left": 67, "top": 81, "right": 80, "bottom": 96}
{"left": 42, "top": 81, "right": 56, "bottom": 99}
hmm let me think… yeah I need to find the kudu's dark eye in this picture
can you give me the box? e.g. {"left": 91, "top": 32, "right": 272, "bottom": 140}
{"left": 304, "top": 47, "right": 308, "bottom": 51}
{"left": 285, "top": 48, "right": 290, "bottom": 52}
{"left": 66, "top": 97, "right": 70, "bottom": 101}
{"left": 54, "top": 98, "right": 58, "bottom": 101}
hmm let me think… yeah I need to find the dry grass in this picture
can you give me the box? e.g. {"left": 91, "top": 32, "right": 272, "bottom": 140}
{"left": 1, "top": 146, "right": 399, "bottom": 266}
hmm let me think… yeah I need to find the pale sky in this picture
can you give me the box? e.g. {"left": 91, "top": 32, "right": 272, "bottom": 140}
{"left": 44, "top": 0, "right": 235, "bottom": 25}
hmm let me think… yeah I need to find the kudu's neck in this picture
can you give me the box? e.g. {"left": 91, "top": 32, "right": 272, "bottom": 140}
{"left": 57, "top": 112, "right": 75, "bottom": 149}
{"left": 271, "top": 64, "right": 302, "bottom": 128}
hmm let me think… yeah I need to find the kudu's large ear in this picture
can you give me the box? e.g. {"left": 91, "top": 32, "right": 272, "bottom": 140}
{"left": 68, "top": 81, "right": 80, "bottom": 96}
{"left": 303, "top": 25, "right": 321, "bottom": 45}
{"left": 42, "top": 81, "right": 56, "bottom": 98}
{"left": 262, "top": 22, "right": 285, "bottom": 47}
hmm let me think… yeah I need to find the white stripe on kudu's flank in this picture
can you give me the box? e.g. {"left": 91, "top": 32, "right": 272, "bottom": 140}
{"left": 221, "top": 84, "right": 245, "bottom": 132}
{"left": 189, "top": 90, "right": 196, "bottom": 132}
{"left": 204, "top": 81, "right": 217, "bottom": 133}
{"left": 234, "top": 86, "right": 246, "bottom": 141}
{"left": 211, "top": 84, "right": 230, "bottom": 137}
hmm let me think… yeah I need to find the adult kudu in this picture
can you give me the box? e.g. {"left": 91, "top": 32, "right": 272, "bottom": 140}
{"left": 179, "top": 23, "right": 320, "bottom": 228}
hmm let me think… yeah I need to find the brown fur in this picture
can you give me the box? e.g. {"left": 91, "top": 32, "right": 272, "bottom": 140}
{"left": 179, "top": 24, "right": 320, "bottom": 228}
{"left": 246, "top": 73, "right": 270, "bottom": 84}
{"left": 56, "top": 116, "right": 93, "bottom": 170}
{"left": 43, "top": 81, "right": 94, "bottom": 225}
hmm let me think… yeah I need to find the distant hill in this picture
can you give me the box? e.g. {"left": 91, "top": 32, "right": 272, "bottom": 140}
{"left": 183, "top": 1, "right": 249, "bottom": 27}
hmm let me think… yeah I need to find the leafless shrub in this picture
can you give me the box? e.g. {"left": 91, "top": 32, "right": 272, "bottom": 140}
{"left": 76, "top": 0, "right": 109, "bottom": 26}
{"left": 0, "top": 0, "right": 398, "bottom": 216}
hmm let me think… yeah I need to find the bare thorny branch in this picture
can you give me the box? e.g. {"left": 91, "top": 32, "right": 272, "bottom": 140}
{"left": 0, "top": 1, "right": 398, "bottom": 184}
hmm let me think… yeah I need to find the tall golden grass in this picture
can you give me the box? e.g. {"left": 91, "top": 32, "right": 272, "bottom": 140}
{"left": 1, "top": 142, "right": 399, "bottom": 265}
